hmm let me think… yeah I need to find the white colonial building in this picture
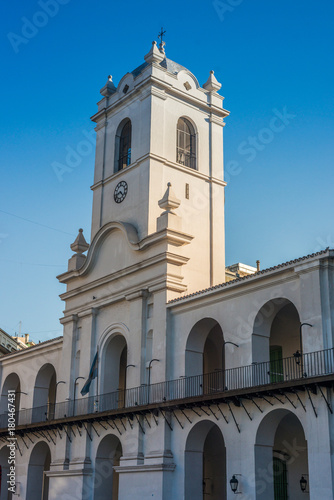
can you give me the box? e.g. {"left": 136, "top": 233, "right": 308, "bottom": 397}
{"left": 0, "top": 41, "right": 334, "bottom": 500}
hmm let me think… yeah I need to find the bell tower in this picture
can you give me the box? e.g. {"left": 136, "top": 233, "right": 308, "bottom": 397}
{"left": 90, "top": 41, "right": 230, "bottom": 292}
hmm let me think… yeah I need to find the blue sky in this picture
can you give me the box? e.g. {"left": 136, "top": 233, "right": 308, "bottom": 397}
{"left": 1, "top": 0, "right": 333, "bottom": 342}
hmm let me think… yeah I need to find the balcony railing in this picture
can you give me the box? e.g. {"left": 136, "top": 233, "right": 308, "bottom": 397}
{"left": 1, "top": 348, "right": 333, "bottom": 430}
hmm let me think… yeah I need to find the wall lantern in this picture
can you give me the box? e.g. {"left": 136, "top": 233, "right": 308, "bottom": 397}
{"left": 300, "top": 475, "right": 308, "bottom": 492}
{"left": 230, "top": 475, "right": 240, "bottom": 494}
{"left": 293, "top": 349, "right": 302, "bottom": 365}
{"left": 294, "top": 323, "right": 312, "bottom": 375}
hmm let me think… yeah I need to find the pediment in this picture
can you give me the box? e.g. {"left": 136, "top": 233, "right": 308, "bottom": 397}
{"left": 177, "top": 69, "right": 200, "bottom": 90}
{"left": 70, "top": 222, "right": 140, "bottom": 281}
{"left": 116, "top": 73, "right": 135, "bottom": 95}
{"left": 57, "top": 221, "right": 193, "bottom": 298}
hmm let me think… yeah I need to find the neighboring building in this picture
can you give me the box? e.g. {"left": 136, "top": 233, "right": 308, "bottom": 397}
{"left": 0, "top": 329, "right": 18, "bottom": 355}
{"left": 13, "top": 333, "right": 35, "bottom": 350}
{"left": 225, "top": 262, "right": 258, "bottom": 281}
{"left": 0, "top": 41, "right": 333, "bottom": 500}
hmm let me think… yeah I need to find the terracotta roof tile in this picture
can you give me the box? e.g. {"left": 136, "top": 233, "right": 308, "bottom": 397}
{"left": 169, "top": 248, "right": 330, "bottom": 304}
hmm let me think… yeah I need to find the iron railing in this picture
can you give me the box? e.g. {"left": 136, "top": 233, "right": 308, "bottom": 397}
{"left": 1, "top": 348, "right": 333, "bottom": 429}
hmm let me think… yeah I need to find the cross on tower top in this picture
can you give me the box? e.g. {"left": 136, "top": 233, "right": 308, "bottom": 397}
{"left": 158, "top": 27, "right": 166, "bottom": 51}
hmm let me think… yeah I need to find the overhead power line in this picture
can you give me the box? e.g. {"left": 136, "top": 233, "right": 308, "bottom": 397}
{"left": 0, "top": 209, "right": 75, "bottom": 236}
{"left": 0, "top": 259, "right": 64, "bottom": 268}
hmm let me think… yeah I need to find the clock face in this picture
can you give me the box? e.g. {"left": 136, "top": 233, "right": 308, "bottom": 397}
{"left": 114, "top": 181, "right": 128, "bottom": 203}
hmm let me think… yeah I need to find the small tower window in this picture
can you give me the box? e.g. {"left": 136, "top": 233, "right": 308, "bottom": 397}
{"left": 117, "top": 119, "right": 132, "bottom": 171}
{"left": 176, "top": 118, "right": 196, "bottom": 170}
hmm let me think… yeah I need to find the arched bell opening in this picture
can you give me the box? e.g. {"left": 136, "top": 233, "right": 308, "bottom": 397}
{"left": 114, "top": 119, "right": 132, "bottom": 172}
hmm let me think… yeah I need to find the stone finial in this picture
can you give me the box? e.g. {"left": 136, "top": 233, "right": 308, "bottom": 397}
{"left": 100, "top": 75, "right": 117, "bottom": 97}
{"left": 71, "top": 228, "right": 89, "bottom": 254}
{"left": 203, "top": 70, "right": 222, "bottom": 92}
{"left": 68, "top": 229, "right": 89, "bottom": 271}
{"left": 144, "top": 41, "right": 165, "bottom": 64}
{"left": 158, "top": 183, "right": 181, "bottom": 215}
{"left": 157, "top": 183, "right": 182, "bottom": 232}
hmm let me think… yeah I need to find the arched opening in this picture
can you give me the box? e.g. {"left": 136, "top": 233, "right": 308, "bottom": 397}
{"left": 185, "top": 421, "right": 226, "bottom": 500}
{"left": 26, "top": 441, "right": 51, "bottom": 500}
{"left": 177, "top": 117, "right": 196, "bottom": 169}
{"left": 115, "top": 119, "right": 132, "bottom": 171}
{"left": 0, "top": 446, "right": 13, "bottom": 500}
{"left": 94, "top": 434, "right": 122, "bottom": 500}
{"left": 32, "top": 364, "right": 57, "bottom": 423}
{"left": 100, "top": 335, "right": 127, "bottom": 410}
{"left": 0, "top": 374, "right": 21, "bottom": 427}
{"left": 252, "top": 299, "right": 301, "bottom": 383}
{"left": 185, "top": 319, "right": 224, "bottom": 396}
{"left": 255, "top": 409, "right": 309, "bottom": 500}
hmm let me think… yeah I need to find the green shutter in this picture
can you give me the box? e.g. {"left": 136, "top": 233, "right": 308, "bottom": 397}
{"left": 270, "top": 346, "right": 284, "bottom": 383}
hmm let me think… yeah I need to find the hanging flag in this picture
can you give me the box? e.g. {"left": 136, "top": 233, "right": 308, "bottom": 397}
{"left": 81, "top": 351, "right": 98, "bottom": 396}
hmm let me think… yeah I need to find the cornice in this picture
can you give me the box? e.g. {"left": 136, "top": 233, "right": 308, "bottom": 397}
{"left": 125, "top": 289, "right": 149, "bottom": 301}
{"left": 168, "top": 250, "right": 332, "bottom": 311}
{"left": 168, "top": 269, "right": 300, "bottom": 311}
{"left": 91, "top": 74, "right": 229, "bottom": 125}
{"left": 149, "top": 278, "right": 187, "bottom": 293}
{"left": 151, "top": 76, "right": 229, "bottom": 118}
{"left": 294, "top": 261, "right": 322, "bottom": 275}
{"left": 114, "top": 463, "right": 176, "bottom": 474}
{"left": 148, "top": 153, "right": 227, "bottom": 186}
{"left": 60, "top": 272, "right": 187, "bottom": 316}
{"left": 46, "top": 469, "right": 93, "bottom": 478}
{"left": 59, "top": 250, "right": 189, "bottom": 302}
{"left": 209, "top": 114, "right": 226, "bottom": 127}
{"left": 90, "top": 152, "right": 226, "bottom": 191}
{"left": 59, "top": 314, "right": 78, "bottom": 325}
{"left": 77, "top": 308, "right": 98, "bottom": 319}
{"left": 0, "top": 338, "right": 63, "bottom": 364}
{"left": 143, "top": 86, "right": 167, "bottom": 101}
{"left": 141, "top": 228, "right": 193, "bottom": 249}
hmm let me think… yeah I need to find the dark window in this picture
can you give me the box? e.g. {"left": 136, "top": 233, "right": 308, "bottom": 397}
{"left": 176, "top": 118, "right": 196, "bottom": 169}
{"left": 273, "top": 457, "right": 288, "bottom": 500}
{"left": 118, "top": 120, "right": 132, "bottom": 171}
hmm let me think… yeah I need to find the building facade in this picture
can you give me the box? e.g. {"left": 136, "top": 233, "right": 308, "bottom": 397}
{"left": 0, "top": 329, "right": 19, "bottom": 356}
{"left": 0, "top": 41, "right": 334, "bottom": 500}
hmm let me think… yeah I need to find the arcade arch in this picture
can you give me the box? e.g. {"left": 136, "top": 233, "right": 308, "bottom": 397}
{"left": 185, "top": 420, "right": 226, "bottom": 500}
{"left": 255, "top": 409, "right": 309, "bottom": 500}
{"left": 26, "top": 441, "right": 51, "bottom": 500}
{"left": 100, "top": 334, "right": 127, "bottom": 410}
{"left": 185, "top": 318, "right": 224, "bottom": 396}
{"left": 0, "top": 374, "right": 21, "bottom": 426}
{"left": 93, "top": 434, "right": 122, "bottom": 500}
{"left": 185, "top": 318, "right": 224, "bottom": 376}
{"left": 32, "top": 364, "right": 57, "bottom": 422}
{"left": 252, "top": 299, "right": 301, "bottom": 382}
